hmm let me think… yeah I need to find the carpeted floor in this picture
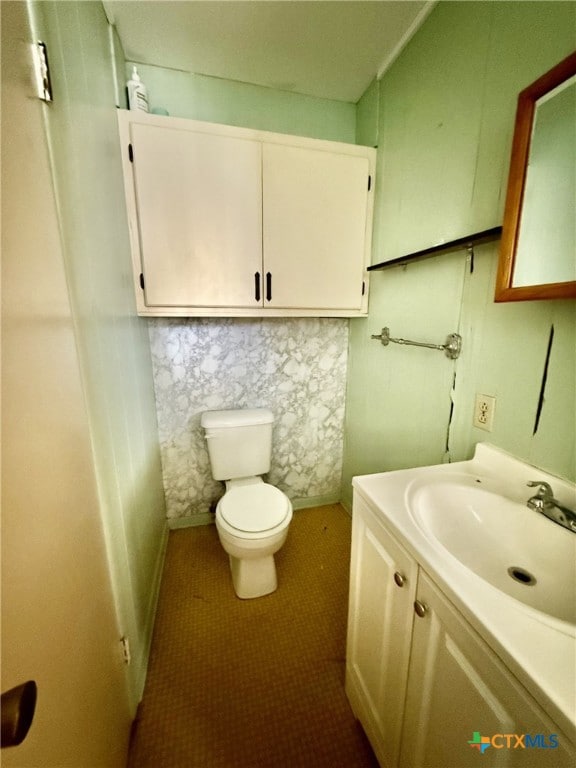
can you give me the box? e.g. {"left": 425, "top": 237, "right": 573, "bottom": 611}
{"left": 128, "top": 503, "right": 379, "bottom": 767}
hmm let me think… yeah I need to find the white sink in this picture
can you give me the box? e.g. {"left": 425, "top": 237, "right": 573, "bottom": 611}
{"left": 353, "top": 444, "right": 576, "bottom": 742}
{"left": 407, "top": 473, "right": 576, "bottom": 627}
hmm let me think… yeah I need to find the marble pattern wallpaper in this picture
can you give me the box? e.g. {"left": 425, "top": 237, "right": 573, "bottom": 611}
{"left": 148, "top": 318, "right": 349, "bottom": 520}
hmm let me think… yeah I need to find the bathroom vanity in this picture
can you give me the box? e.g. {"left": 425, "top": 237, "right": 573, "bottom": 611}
{"left": 346, "top": 444, "right": 576, "bottom": 768}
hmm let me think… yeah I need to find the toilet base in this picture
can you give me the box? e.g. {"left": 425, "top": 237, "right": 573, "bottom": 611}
{"left": 229, "top": 554, "right": 277, "bottom": 599}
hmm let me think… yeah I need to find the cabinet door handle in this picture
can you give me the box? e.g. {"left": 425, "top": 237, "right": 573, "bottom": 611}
{"left": 414, "top": 600, "right": 428, "bottom": 618}
{"left": 266, "top": 272, "right": 272, "bottom": 302}
{"left": 254, "top": 272, "right": 261, "bottom": 302}
{"left": 393, "top": 572, "right": 406, "bottom": 587}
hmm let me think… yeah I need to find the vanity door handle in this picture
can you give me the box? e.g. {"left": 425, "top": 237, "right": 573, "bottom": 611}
{"left": 414, "top": 600, "right": 428, "bottom": 618}
{"left": 393, "top": 572, "right": 406, "bottom": 587}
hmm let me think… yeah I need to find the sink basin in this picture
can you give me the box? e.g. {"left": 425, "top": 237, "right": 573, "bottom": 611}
{"left": 407, "top": 474, "right": 576, "bottom": 627}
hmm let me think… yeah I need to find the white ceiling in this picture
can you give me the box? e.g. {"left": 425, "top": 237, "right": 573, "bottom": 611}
{"left": 103, "top": 1, "right": 434, "bottom": 103}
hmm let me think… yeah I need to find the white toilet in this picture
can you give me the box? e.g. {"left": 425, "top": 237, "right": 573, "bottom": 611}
{"left": 201, "top": 408, "right": 293, "bottom": 599}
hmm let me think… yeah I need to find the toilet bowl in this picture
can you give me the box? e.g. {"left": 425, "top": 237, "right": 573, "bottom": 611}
{"left": 216, "top": 477, "right": 292, "bottom": 598}
{"left": 201, "top": 409, "right": 293, "bottom": 599}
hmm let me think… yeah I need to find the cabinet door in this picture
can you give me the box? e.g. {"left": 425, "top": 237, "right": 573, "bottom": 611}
{"left": 400, "top": 572, "right": 575, "bottom": 768}
{"left": 346, "top": 495, "right": 418, "bottom": 768}
{"left": 263, "top": 143, "right": 370, "bottom": 310}
{"left": 131, "top": 123, "right": 262, "bottom": 308}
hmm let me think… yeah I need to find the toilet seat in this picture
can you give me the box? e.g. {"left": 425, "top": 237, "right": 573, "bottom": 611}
{"left": 219, "top": 483, "right": 290, "bottom": 533}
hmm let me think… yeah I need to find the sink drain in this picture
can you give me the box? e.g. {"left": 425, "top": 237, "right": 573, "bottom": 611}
{"left": 507, "top": 566, "right": 537, "bottom": 586}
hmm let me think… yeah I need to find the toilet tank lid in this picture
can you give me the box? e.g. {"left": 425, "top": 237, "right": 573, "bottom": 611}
{"left": 201, "top": 408, "right": 274, "bottom": 429}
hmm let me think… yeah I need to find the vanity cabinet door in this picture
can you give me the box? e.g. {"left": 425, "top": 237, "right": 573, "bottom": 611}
{"left": 400, "top": 571, "right": 574, "bottom": 768}
{"left": 346, "top": 493, "right": 418, "bottom": 768}
{"left": 130, "top": 122, "right": 263, "bottom": 309}
{"left": 262, "top": 143, "right": 370, "bottom": 311}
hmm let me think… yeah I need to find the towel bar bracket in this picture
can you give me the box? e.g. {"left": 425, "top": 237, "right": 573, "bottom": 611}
{"left": 371, "top": 327, "right": 462, "bottom": 360}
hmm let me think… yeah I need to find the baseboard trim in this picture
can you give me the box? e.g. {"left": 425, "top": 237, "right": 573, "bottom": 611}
{"left": 168, "top": 512, "right": 214, "bottom": 529}
{"left": 291, "top": 493, "right": 341, "bottom": 510}
{"left": 131, "top": 521, "right": 170, "bottom": 708}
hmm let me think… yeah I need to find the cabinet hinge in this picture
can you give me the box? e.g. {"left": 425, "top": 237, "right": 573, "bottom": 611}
{"left": 120, "top": 636, "right": 131, "bottom": 665}
{"left": 128, "top": 144, "right": 134, "bottom": 163}
{"left": 139, "top": 273, "right": 145, "bottom": 290}
{"left": 368, "top": 175, "right": 372, "bottom": 192}
{"left": 362, "top": 281, "right": 366, "bottom": 296}
{"left": 31, "top": 41, "right": 53, "bottom": 103}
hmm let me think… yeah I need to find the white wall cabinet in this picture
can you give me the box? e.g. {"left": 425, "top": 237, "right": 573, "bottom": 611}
{"left": 118, "top": 112, "right": 375, "bottom": 317}
{"left": 346, "top": 493, "right": 575, "bottom": 768}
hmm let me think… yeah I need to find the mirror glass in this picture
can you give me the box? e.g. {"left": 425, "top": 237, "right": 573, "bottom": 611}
{"left": 495, "top": 52, "right": 576, "bottom": 301}
{"left": 513, "top": 76, "right": 576, "bottom": 287}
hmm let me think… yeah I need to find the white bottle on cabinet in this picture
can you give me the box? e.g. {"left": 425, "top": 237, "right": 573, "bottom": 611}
{"left": 127, "top": 66, "right": 148, "bottom": 112}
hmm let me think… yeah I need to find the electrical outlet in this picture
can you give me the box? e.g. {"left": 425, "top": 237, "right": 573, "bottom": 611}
{"left": 473, "top": 394, "right": 496, "bottom": 431}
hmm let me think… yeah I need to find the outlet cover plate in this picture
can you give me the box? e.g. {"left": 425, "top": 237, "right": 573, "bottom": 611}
{"left": 474, "top": 394, "right": 496, "bottom": 431}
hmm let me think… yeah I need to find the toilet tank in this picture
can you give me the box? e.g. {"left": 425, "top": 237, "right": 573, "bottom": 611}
{"left": 201, "top": 408, "right": 274, "bottom": 480}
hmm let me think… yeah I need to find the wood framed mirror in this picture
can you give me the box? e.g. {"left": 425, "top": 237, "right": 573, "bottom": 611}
{"left": 495, "top": 51, "right": 576, "bottom": 302}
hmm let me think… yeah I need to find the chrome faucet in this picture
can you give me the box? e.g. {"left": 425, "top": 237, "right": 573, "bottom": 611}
{"left": 526, "top": 481, "right": 576, "bottom": 533}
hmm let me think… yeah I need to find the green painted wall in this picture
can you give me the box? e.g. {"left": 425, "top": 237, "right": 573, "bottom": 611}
{"left": 356, "top": 77, "right": 379, "bottom": 147}
{"left": 342, "top": 1, "right": 576, "bottom": 510}
{"left": 124, "top": 61, "right": 356, "bottom": 142}
{"left": 31, "top": 0, "right": 167, "bottom": 707}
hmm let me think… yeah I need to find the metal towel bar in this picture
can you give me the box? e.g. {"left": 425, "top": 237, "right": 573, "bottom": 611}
{"left": 371, "top": 327, "right": 462, "bottom": 359}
